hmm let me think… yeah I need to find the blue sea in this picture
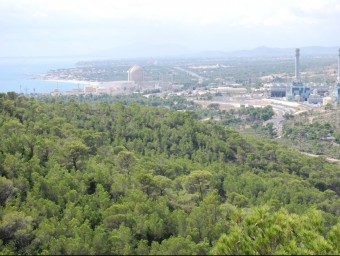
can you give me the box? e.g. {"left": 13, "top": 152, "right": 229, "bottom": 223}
{"left": 0, "top": 57, "right": 87, "bottom": 94}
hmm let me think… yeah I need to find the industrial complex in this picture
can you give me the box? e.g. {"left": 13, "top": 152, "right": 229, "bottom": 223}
{"left": 269, "top": 48, "right": 340, "bottom": 106}
{"left": 49, "top": 48, "right": 340, "bottom": 109}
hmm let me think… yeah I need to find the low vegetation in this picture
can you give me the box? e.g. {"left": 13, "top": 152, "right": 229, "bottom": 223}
{"left": 281, "top": 109, "right": 340, "bottom": 159}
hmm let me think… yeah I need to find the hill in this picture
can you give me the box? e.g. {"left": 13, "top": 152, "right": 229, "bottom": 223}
{"left": 191, "top": 46, "right": 339, "bottom": 58}
{"left": 92, "top": 45, "right": 339, "bottom": 59}
{"left": 0, "top": 92, "right": 339, "bottom": 255}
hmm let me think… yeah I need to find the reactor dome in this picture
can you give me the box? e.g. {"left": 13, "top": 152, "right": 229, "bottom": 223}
{"left": 128, "top": 64, "right": 144, "bottom": 83}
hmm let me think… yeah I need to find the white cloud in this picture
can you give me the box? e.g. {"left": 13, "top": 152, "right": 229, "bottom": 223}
{"left": 0, "top": 0, "right": 339, "bottom": 56}
{"left": 2, "top": 0, "right": 339, "bottom": 25}
{"left": 1, "top": 0, "right": 340, "bottom": 30}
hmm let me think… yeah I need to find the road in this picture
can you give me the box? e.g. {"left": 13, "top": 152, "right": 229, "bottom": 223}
{"left": 300, "top": 152, "right": 340, "bottom": 164}
{"left": 266, "top": 104, "right": 294, "bottom": 136}
{"left": 194, "top": 98, "right": 300, "bottom": 135}
{"left": 194, "top": 98, "right": 340, "bottom": 163}
{"left": 174, "top": 67, "right": 205, "bottom": 79}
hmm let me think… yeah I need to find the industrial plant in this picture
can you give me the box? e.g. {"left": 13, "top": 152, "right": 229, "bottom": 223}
{"left": 47, "top": 47, "right": 340, "bottom": 110}
{"left": 268, "top": 48, "right": 340, "bottom": 106}
{"left": 128, "top": 64, "right": 144, "bottom": 83}
{"left": 335, "top": 49, "right": 340, "bottom": 103}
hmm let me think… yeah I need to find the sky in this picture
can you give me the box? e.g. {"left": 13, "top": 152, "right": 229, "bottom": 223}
{"left": 0, "top": 0, "right": 339, "bottom": 57}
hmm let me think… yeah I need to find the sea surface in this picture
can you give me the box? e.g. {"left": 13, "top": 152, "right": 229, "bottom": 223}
{"left": 0, "top": 57, "right": 87, "bottom": 94}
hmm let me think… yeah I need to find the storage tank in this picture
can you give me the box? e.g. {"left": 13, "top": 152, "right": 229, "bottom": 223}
{"left": 294, "top": 95, "right": 301, "bottom": 102}
{"left": 322, "top": 96, "right": 332, "bottom": 106}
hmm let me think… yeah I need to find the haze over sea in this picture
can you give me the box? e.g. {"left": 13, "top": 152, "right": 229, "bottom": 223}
{"left": 0, "top": 57, "right": 85, "bottom": 94}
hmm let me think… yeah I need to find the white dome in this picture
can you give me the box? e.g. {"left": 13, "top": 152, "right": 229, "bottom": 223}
{"left": 128, "top": 64, "right": 143, "bottom": 83}
{"left": 128, "top": 64, "right": 142, "bottom": 73}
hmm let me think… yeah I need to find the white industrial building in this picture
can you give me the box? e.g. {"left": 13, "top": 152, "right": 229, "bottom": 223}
{"left": 128, "top": 64, "right": 144, "bottom": 83}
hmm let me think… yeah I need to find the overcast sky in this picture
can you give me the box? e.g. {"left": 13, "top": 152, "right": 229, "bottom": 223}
{"left": 1, "top": 0, "right": 339, "bottom": 57}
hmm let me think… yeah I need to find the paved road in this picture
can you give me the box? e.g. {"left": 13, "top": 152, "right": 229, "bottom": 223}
{"left": 195, "top": 98, "right": 340, "bottom": 164}
{"left": 266, "top": 104, "right": 294, "bottom": 136}
{"left": 194, "top": 98, "right": 297, "bottom": 135}
{"left": 174, "top": 67, "right": 205, "bottom": 79}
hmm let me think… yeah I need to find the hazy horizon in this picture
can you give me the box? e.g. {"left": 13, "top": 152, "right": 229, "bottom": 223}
{"left": 1, "top": 0, "right": 339, "bottom": 58}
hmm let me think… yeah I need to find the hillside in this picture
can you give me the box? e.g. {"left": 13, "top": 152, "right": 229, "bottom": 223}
{"left": 281, "top": 108, "right": 340, "bottom": 160}
{"left": 0, "top": 92, "right": 339, "bottom": 255}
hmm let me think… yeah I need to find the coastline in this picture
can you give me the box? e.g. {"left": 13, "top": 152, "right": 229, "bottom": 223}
{"left": 43, "top": 78, "right": 100, "bottom": 86}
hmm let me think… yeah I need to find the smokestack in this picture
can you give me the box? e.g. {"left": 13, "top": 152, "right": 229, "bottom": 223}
{"left": 295, "top": 48, "right": 300, "bottom": 82}
{"left": 338, "top": 48, "right": 340, "bottom": 82}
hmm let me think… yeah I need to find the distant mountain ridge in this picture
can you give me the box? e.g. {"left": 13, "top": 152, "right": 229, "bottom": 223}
{"left": 90, "top": 45, "right": 339, "bottom": 59}
{"left": 92, "top": 43, "right": 194, "bottom": 59}
{"left": 190, "top": 46, "right": 339, "bottom": 58}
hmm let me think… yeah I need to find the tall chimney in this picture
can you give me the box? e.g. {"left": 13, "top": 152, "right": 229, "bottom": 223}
{"left": 338, "top": 48, "right": 340, "bottom": 82}
{"left": 295, "top": 48, "right": 300, "bottom": 82}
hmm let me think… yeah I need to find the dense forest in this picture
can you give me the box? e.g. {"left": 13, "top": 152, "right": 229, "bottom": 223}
{"left": 0, "top": 92, "right": 339, "bottom": 255}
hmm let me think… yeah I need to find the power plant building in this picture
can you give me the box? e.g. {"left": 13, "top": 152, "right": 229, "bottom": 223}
{"left": 335, "top": 49, "right": 340, "bottom": 103}
{"left": 128, "top": 64, "right": 144, "bottom": 83}
{"left": 336, "top": 85, "right": 340, "bottom": 104}
{"left": 290, "top": 48, "right": 310, "bottom": 101}
{"left": 308, "top": 93, "right": 323, "bottom": 104}
{"left": 269, "top": 84, "right": 287, "bottom": 97}
{"left": 291, "top": 84, "right": 310, "bottom": 101}
{"left": 210, "top": 86, "right": 247, "bottom": 94}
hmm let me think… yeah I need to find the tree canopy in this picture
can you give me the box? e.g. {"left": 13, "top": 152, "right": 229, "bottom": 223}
{"left": 0, "top": 92, "right": 339, "bottom": 255}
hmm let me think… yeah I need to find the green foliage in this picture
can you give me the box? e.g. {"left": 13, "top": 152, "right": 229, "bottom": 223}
{"left": 197, "top": 105, "right": 275, "bottom": 138}
{"left": 0, "top": 177, "right": 15, "bottom": 205}
{"left": 0, "top": 93, "right": 339, "bottom": 255}
{"left": 281, "top": 109, "right": 340, "bottom": 159}
{"left": 211, "top": 207, "right": 337, "bottom": 255}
